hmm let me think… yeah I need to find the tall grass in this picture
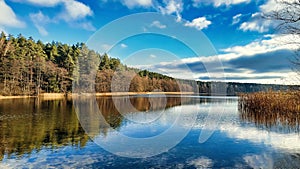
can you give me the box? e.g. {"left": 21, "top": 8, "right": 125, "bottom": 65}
{"left": 239, "top": 91, "right": 300, "bottom": 130}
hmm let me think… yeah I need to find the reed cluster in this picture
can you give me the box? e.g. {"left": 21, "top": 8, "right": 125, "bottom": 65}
{"left": 239, "top": 91, "right": 300, "bottom": 128}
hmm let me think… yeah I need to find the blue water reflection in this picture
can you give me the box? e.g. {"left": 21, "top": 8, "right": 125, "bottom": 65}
{"left": 0, "top": 96, "right": 299, "bottom": 168}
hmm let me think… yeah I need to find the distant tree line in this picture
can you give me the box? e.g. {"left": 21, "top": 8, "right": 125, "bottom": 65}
{"left": 198, "top": 81, "right": 300, "bottom": 96}
{"left": 0, "top": 33, "right": 193, "bottom": 96}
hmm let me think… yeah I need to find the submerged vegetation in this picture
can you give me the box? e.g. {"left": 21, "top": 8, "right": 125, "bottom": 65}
{"left": 239, "top": 91, "right": 300, "bottom": 130}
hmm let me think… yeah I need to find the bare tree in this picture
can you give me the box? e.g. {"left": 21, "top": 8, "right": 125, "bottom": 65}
{"left": 265, "top": 0, "right": 300, "bottom": 35}
{"left": 264, "top": 0, "right": 300, "bottom": 80}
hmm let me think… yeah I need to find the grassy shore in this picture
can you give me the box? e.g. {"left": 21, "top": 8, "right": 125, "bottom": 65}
{"left": 239, "top": 91, "right": 300, "bottom": 115}
{"left": 239, "top": 91, "right": 300, "bottom": 128}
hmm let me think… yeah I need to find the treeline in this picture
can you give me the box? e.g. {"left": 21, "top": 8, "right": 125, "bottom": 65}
{"left": 198, "top": 81, "right": 300, "bottom": 96}
{"left": 0, "top": 33, "right": 193, "bottom": 96}
{"left": 95, "top": 69, "right": 194, "bottom": 92}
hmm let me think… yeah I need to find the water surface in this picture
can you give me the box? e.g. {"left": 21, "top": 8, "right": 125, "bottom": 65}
{"left": 0, "top": 96, "right": 300, "bottom": 168}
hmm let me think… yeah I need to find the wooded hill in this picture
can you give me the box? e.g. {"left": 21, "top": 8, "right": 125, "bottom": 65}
{"left": 0, "top": 33, "right": 193, "bottom": 96}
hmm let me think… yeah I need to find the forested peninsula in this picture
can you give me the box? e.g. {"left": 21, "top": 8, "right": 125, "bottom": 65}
{"left": 0, "top": 33, "right": 194, "bottom": 96}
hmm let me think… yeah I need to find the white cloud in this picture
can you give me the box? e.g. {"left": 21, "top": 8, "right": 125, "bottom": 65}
{"left": 0, "top": 0, "right": 25, "bottom": 28}
{"left": 214, "top": 0, "right": 251, "bottom": 7}
{"left": 184, "top": 17, "right": 212, "bottom": 30}
{"left": 13, "top": 0, "right": 94, "bottom": 20}
{"left": 61, "top": 0, "right": 93, "bottom": 21}
{"left": 232, "top": 13, "right": 242, "bottom": 25}
{"left": 150, "top": 21, "right": 167, "bottom": 29}
{"left": 158, "top": 0, "right": 183, "bottom": 22}
{"left": 223, "top": 33, "right": 299, "bottom": 55}
{"left": 20, "top": 0, "right": 62, "bottom": 7}
{"left": 129, "top": 34, "right": 299, "bottom": 84}
{"left": 238, "top": 0, "right": 298, "bottom": 33}
{"left": 150, "top": 54, "right": 157, "bottom": 58}
{"left": 239, "top": 13, "right": 274, "bottom": 33}
{"left": 30, "top": 11, "right": 51, "bottom": 36}
{"left": 259, "top": 0, "right": 298, "bottom": 14}
{"left": 120, "top": 43, "right": 128, "bottom": 48}
{"left": 121, "top": 0, "right": 152, "bottom": 8}
{"left": 193, "top": 0, "right": 250, "bottom": 7}
{"left": 12, "top": 0, "right": 95, "bottom": 31}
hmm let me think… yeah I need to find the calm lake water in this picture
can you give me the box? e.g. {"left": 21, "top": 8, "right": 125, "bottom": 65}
{"left": 0, "top": 96, "right": 300, "bottom": 168}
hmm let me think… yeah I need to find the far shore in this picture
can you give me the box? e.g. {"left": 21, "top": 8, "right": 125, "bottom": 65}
{"left": 0, "top": 92, "right": 195, "bottom": 100}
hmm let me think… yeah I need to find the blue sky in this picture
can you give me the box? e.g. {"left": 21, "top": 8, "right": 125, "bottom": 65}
{"left": 0, "top": 0, "right": 299, "bottom": 84}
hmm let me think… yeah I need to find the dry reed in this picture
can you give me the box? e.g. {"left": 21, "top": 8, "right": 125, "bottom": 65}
{"left": 239, "top": 91, "right": 300, "bottom": 130}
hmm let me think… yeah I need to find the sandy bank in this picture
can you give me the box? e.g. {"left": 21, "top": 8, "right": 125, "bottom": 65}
{"left": 0, "top": 95, "right": 35, "bottom": 100}
{"left": 0, "top": 92, "right": 195, "bottom": 100}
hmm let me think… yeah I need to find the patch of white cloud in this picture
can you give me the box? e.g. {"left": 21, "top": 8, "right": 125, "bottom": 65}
{"left": 60, "top": 0, "right": 93, "bottom": 21}
{"left": 30, "top": 11, "right": 51, "bottom": 36}
{"left": 239, "top": 12, "right": 274, "bottom": 33}
{"left": 214, "top": 0, "right": 251, "bottom": 7}
{"left": 222, "top": 33, "right": 299, "bottom": 55}
{"left": 184, "top": 17, "right": 212, "bottom": 30}
{"left": 150, "top": 54, "right": 157, "bottom": 58}
{"left": 19, "top": 0, "right": 62, "bottom": 7}
{"left": 259, "top": 0, "right": 299, "bottom": 14}
{"left": 120, "top": 43, "right": 128, "bottom": 48}
{"left": 150, "top": 21, "right": 167, "bottom": 29}
{"left": 13, "top": 0, "right": 93, "bottom": 20}
{"left": 0, "top": 0, "right": 25, "bottom": 29}
{"left": 129, "top": 34, "right": 298, "bottom": 84}
{"left": 232, "top": 13, "right": 242, "bottom": 25}
{"left": 238, "top": 0, "right": 299, "bottom": 33}
{"left": 192, "top": 0, "right": 251, "bottom": 7}
{"left": 158, "top": 0, "right": 183, "bottom": 22}
{"left": 121, "top": 0, "right": 152, "bottom": 8}
{"left": 12, "top": 0, "right": 95, "bottom": 31}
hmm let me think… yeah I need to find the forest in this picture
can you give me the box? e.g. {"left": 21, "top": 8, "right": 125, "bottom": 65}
{"left": 1, "top": 32, "right": 299, "bottom": 96}
{"left": 0, "top": 32, "right": 193, "bottom": 96}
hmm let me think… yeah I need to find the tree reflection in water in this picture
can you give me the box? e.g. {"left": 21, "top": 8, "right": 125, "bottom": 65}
{"left": 0, "top": 96, "right": 194, "bottom": 160}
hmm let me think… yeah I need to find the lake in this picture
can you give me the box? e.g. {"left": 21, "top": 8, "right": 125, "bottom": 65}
{"left": 0, "top": 96, "right": 300, "bottom": 168}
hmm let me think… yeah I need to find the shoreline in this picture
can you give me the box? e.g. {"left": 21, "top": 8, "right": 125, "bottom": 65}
{"left": 0, "top": 92, "right": 195, "bottom": 100}
{"left": 0, "top": 95, "right": 36, "bottom": 100}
